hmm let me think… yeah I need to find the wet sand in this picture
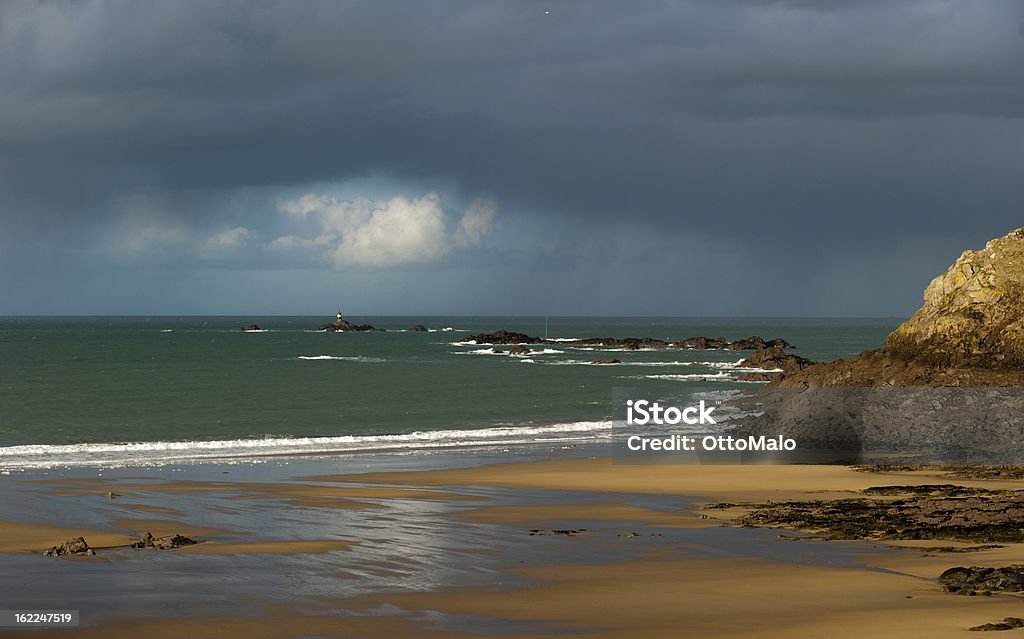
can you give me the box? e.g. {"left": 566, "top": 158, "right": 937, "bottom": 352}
{"left": 0, "top": 520, "right": 136, "bottom": 554}
{"left": 4, "top": 458, "right": 1024, "bottom": 637}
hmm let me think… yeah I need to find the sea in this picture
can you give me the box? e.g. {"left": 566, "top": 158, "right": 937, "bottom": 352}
{"left": 0, "top": 316, "right": 900, "bottom": 471}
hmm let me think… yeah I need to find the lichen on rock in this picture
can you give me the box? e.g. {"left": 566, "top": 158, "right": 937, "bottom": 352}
{"left": 885, "top": 228, "right": 1024, "bottom": 369}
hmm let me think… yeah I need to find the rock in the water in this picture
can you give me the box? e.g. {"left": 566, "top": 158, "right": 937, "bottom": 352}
{"left": 316, "top": 319, "right": 381, "bottom": 332}
{"left": 464, "top": 330, "right": 794, "bottom": 351}
{"left": 44, "top": 537, "right": 94, "bottom": 557}
{"left": 464, "top": 330, "right": 545, "bottom": 345}
{"left": 739, "top": 347, "right": 815, "bottom": 375}
{"left": 725, "top": 336, "right": 795, "bottom": 351}
{"left": 508, "top": 345, "right": 532, "bottom": 356}
{"left": 737, "top": 372, "right": 773, "bottom": 382}
{"left": 591, "top": 358, "right": 621, "bottom": 365}
{"left": 407, "top": 325, "right": 429, "bottom": 332}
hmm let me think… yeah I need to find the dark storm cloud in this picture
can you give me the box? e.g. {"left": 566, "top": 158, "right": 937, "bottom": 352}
{"left": 1, "top": 0, "right": 1023, "bottom": 314}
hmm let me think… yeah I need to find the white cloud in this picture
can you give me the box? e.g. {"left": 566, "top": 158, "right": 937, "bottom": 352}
{"left": 455, "top": 198, "right": 496, "bottom": 247}
{"left": 272, "top": 192, "right": 495, "bottom": 268}
{"left": 201, "top": 226, "right": 253, "bottom": 259}
{"left": 108, "top": 220, "right": 189, "bottom": 259}
{"left": 205, "top": 226, "right": 251, "bottom": 249}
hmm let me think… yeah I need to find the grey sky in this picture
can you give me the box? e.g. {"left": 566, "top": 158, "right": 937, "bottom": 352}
{"left": 2, "top": 0, "right": 1022, "bottom": 316}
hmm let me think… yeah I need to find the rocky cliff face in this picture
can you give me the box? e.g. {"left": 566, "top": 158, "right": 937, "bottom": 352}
{"left": 776, "top": 228, "right": 1024, "bottom": 388}
{"left": 885, "top": 228, "right": 1024, "bottom": 369}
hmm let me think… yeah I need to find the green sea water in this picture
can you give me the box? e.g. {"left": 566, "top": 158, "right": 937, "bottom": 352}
{"left": 0, "top": 316, "right": 899, "bottom": 468}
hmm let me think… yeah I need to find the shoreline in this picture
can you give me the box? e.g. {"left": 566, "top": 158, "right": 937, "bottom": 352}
{"left": 4, "top": 454, "right": 1024, "bottom": 637}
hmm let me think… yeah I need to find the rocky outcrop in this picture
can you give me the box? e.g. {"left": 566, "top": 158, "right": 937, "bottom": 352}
{"left": 464, "top": 330, "right": 545, "bottom": 345}
{"left": 573, "top": 336, "right": 670, "bottom": 350}
{"left": 42, "top": 532, "right": 196, "bottom": 556}
{"left": 887, "top": 228, "right": 1024, "bottom": 369}
{"left": 130, "top": 531, "right": 196, "bottom": 550}
{"left": 720, "top": 230, "right": 1024, "bottom": 463}
{"left": 508, "top": 345, "right": 532, "bottom": 356}
{"left": 407, "top": 325, "right": 429, "bottom": 332}
{"left": 464, "top": 331, "right": 794, "bottom": 350}
{"left": 708, "top": 484, "right": 1024, "bottom": 543}
{"left": 969, "top": 617, "right": 1024, "bottom": 631}
{"left": 940, "top": 566, "right": 1024, "bottom": 596}
{"left": 316, "top": 319, "right": 381, "bottom": 332}
{"left": 44, "top": 537, "right": 95, "bottom": 557}
{"left": 739, "top": 347, "right": 815, "bottom": 375}
{"left": 774, "top": 350, "right": 1024, "bottom": 387}
{"left": 776, "top": 228, "right": 1024, "bottom": 388}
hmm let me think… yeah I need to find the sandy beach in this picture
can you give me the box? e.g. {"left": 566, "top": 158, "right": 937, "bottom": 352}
{"left": 3, "top": 455, "right": 1024, "bottom": 638}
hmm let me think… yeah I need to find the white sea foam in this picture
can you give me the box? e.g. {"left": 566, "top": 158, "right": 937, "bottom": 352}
{"left": 621, "top": 372, "right": 737, "bottom": 382}
{"left": 0, "top": 421, "right": 613, "bottom": 470}
{"left": 540, "top": 359, "right": 746, "bottom": 368}
{"left": 563, "top": 347, "right": 663, "bottom": 352}
{"left": 544, "top": 359, "right": 620, "bottom": 366}
{"left": 295, "top": 355, "right": 387, "bottom": 363}
{"left": 160, "top": 329, "right": 173, "bottom": 333}
{"left": 454, "top": 347, "right": 570, "bottom": 356}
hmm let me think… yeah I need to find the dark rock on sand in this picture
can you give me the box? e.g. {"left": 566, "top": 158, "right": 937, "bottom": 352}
{"left": 316, "top": 319, "right": 381, "bottom": 332}
{"left": 407, "top": 325, "right": 429, "bottom": 332}
{"left": 528, "top": 528, "right": 587, "bottom": 536}
{"left": 44, "top": 537, "right": 95, "bottom": 557}
{"left": 130, "top": 531, "right": 197, "bottom": 550}
{"left": 969, "top": 617, "right": 1024, "bottom": 631}
{"left": 939, "top": 566, "right": 1024, "bottom": 596}
{"left": 711, "top": 484, "right": 1024, "bottom": 543}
